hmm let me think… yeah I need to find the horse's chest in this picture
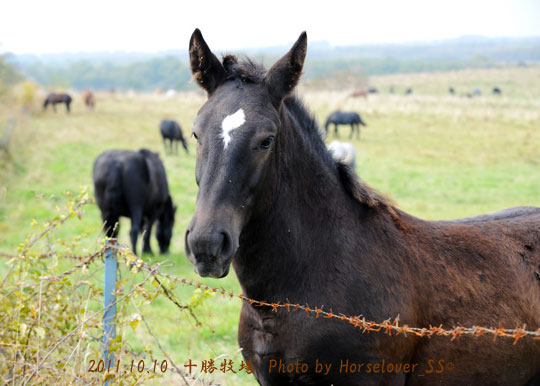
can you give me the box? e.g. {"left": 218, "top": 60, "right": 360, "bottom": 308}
{"left": 238, "top": 305, "right": 298, "bottom": 381}
{"left": 239, "top": 306, "right": 282, "bottom": 355}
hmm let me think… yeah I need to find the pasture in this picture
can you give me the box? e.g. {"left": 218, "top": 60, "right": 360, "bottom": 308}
{"left": 1, "top": 65, "right": 540, "bottom": 385}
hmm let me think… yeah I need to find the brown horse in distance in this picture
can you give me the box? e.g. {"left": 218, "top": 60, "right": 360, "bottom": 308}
{"left": 184, "top": 29, "right": 540, "bottom": 386}
{"left": 81, "top": 89, "right": 95, "bottom": 110}
{"left": 349, "top": 89, "right": 367, "bottom": 98}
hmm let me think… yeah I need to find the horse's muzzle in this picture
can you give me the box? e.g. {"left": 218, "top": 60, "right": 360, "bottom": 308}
{"left": 193, "top": 255, "right": 231, "bottom": 278}
{"left": 184, "top": 228, "right": 236, "bottom": 278}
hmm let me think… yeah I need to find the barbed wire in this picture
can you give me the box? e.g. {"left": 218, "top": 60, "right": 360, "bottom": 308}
{"left": 0, "top": 251, "right": 99, "bottom": 261}
{"left": 5, "top": 240, "right": 540, "bottom": 344}
{"left": 120, "top": 250, "right": 540, "bottom": 344}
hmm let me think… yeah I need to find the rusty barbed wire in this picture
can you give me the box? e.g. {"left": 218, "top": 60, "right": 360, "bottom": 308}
{"left": 119, "top": 251, "right": 540, "bottom": 344}
{"left": 0, "top": 251, "right": 100, "bottom": 261}
{"left": 5, "top": 241, "right": 540, "bottom": 344}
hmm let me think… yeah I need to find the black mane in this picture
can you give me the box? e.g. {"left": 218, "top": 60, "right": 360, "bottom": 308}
{"left": 220, "top": 55, "right": 398, "bottom": 219}
{"left": 282, "top": 80, "right": 397, "bottom": 216}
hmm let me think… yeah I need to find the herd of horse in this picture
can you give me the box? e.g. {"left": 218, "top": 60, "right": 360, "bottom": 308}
{"left": 351, "top": 86, "right": 502, "bottom": 98}
{"left": 43, "top": 30, "right": 539, "bottom": 385}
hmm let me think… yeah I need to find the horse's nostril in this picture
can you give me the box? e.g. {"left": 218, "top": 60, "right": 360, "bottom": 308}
{"left": 184, "top": 230, "right": 192, "bottom": 256}
{"left": 186, "top": 225, "right": 236, "bottom": 262}
{"left": 220, "top": 231, "right": 232, "bottom": 257}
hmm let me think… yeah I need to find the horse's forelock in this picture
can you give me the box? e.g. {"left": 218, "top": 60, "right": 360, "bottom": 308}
{"left": 221, "top": 55, "right": 266, "bottom": 84}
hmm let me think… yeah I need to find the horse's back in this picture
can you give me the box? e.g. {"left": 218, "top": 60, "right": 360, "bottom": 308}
{"left": 429, "top": 206, "right": 540, "bottom": 252}
{"left": 418, "top": 205, "right": 540, "bottom": 314}
{"left": 327, "top": 110, "right": 342, "bottom": 122}
{"left": 407, "top": 206, "right": 540, "bottom": 385}
{"left": 47, "top": 92, "right": 71, "bottom": 103}
{"left": 329, "top": 111, "right": 362, "bottom": 125}
{"left": 94, "top": 150, "right": 149, "bottom": 203}
{"left": 437, "top": 206, "right": 540, "bottom": 224}
{"left": 94, "top": 149, "right": 168, "bottom": 216}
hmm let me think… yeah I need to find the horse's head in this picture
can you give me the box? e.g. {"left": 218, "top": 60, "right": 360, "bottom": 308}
{"left": 184, "top": 29, "right": 307, "bottom": 278}
{"left": 157, "top": 195, "right": 176, "bottom": 254}
{"left": 180, "top": 137, "right": 189, "bottom": 153}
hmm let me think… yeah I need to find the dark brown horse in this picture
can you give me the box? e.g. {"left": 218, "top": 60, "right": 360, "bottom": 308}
{"left": 184, "top": 29, "right": 540, "bottom": 386}
{"left": 43, "top": 92, "right": 72, "bottom": 113}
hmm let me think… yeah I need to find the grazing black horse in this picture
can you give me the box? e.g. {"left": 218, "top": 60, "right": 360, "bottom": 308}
{"left": 324, "top": 111, "right": 366, "bottom": 139}
{"left": 159, "top": 119, "right": 188, "bottom": 154}
{"left": 93, "top": 149, "right": 176, "bottom": 255}
{"left": 184, "top": 29, "right": 540, "bottom": 386}
{"left": 449, "top": 87, "right": 455, "bottom": 95}
{"left": 405, "top": 88, "right": 413, "bottom": 95}
{"left": 493, "top": 87, "right": 502, "bottom": 95}
{"left": 43, "top": 92, "right": 72, "bottom": 113}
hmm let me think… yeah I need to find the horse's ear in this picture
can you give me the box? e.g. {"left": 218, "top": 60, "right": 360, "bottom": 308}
{"left": 264, "top": 32, "right": 307, "bottom": 106}
{"left": 189, "top": 29, "right": 228, "bottom": 95}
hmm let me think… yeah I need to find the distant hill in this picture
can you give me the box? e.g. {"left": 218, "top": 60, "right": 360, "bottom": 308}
{"left": 6, "top": 35, "right": 540, "bottom": 91}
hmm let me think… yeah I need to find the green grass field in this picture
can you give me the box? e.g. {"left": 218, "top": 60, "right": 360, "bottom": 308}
{"left": 1, "top": 66, "right": 539, "bottom": 385}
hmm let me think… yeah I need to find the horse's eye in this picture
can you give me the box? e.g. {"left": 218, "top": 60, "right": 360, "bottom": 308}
{"left": 259, "top": 136, "right": 274, "bottom": 150}
{"left": 191, "top": 132, "right": 198, "bottom": 141}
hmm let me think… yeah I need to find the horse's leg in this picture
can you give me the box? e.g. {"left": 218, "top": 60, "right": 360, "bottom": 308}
{"left": 349, "top": 124, "right": 354, "bottom": 139}
{"left": 66, "top": 102, "right": 71, "bottom": 114}
{"left": 175, "top": 140, "right": 178, "bottom": 155}
{"left": 142, "top": 218, "right": 155, "bottom": 255}
{"left": 162, "top": 138, "right": 167, "bottom": 154}
{"left": 53, "top": 103, "right": 57, "bottom": 113}
{"left": 129, "top": 208, "right": 143, "bottom": 256}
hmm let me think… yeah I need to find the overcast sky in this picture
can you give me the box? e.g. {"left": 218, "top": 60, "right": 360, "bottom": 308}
{"left": 1, "top": 0, "right": 540, "bottom": 54}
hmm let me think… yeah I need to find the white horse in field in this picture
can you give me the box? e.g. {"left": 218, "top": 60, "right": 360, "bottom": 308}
{"left": 328, "top": 141, "right": 356, "bottom": 170}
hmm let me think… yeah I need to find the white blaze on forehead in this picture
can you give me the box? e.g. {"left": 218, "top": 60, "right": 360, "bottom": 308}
{"left": 221, "top": 109, "right": 245, "bottom": 148}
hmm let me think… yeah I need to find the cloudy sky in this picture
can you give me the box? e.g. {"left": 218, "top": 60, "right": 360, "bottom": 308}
{"left": 1, "top": 0, "right": 540, "bottom": 54}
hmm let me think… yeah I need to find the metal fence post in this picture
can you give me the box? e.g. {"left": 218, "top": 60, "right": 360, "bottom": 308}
{"left": 103, "top": 239, "right": 117, "bottom": 385}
